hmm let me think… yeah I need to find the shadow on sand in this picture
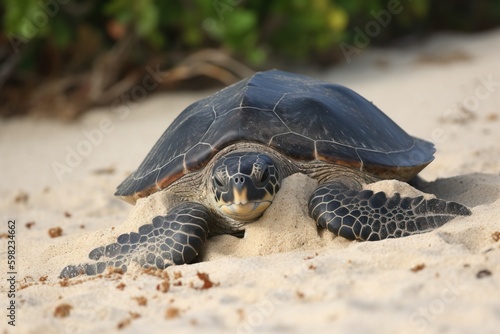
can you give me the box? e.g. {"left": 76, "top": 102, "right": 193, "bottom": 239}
{"left": 420, "top": 172, "right": 500, "bottom": 208}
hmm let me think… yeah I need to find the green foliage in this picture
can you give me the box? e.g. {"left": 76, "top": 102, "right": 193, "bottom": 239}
{"left": 261, "top": 0, "right": 347, "bottom": 59}
{"left": 2, "top": 0, "right": 500, "bottom": 67}
{"left": 3, "top": 0, "right": 44, "bottom": 38}
{"left": 104, "top": 0, "right": 160, "bottom": 41}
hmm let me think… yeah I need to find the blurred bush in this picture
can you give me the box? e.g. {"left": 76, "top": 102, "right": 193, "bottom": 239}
{"left": 1, "top": 0, "right": 500, "bottom": 118}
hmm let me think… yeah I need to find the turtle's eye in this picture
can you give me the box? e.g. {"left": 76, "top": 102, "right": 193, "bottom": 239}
{"left": 260, "top": 168, "right": 270, "bottom": 183}
{"left": 215, "top": 177, "right": 223, "bottom": 187}
{"left": 213, "top": 171, "right": 228, "bottom": 189}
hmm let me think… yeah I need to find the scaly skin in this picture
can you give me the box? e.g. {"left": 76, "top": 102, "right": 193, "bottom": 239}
{"left": 308, "top": 181, "right": 471, "bottom": 241}
{"left": 60, "top": 202, "right": 211, "bottom": 278}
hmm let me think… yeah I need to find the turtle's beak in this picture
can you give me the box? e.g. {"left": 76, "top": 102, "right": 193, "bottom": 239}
{"left": 220, "top": 197, "right": 272, "bottom": 220}
{"left": 217, "top": 175, "right": 274, "bottom": 221}
{"left": 232, "top": 185, "right": 248, "bottom": 205}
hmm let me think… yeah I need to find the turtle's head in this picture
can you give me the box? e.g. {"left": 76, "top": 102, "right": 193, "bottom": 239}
{"left": 211, "top": 152, "right": 281, "bottom": 221}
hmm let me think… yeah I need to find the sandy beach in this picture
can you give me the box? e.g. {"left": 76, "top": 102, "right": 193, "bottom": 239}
{"left": 1, "top": 29, "right": 500, "bottom": 334}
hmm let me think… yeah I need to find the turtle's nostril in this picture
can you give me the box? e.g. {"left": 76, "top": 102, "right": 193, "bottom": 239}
{"left": 233, "top": 176, "right": 245, "bottom": 184}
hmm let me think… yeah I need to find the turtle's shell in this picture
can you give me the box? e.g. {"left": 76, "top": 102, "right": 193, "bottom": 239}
{"left": 116, "top": 70, "right": 434, "bottom": 203}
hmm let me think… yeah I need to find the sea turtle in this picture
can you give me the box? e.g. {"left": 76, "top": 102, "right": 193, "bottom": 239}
{"left": 60, "top": 70, "right": 471, "bottom": 278}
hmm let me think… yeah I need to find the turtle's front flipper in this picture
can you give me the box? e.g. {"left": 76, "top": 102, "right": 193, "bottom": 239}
{"left": 308, "top": 181, "right": 471, "bottom": 241}
{"left": 59, "top": 202, "right": 211, "bottom": 278}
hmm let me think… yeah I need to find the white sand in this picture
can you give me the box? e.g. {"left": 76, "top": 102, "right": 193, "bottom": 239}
{"left": 1, "top": 30, "right": 500, "bottom": 334}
